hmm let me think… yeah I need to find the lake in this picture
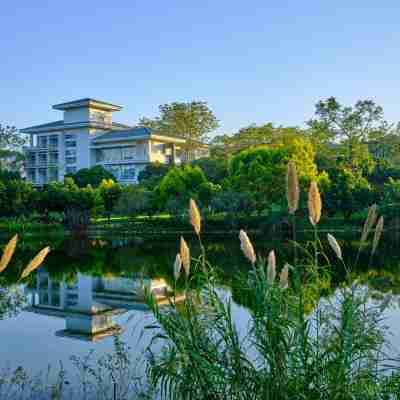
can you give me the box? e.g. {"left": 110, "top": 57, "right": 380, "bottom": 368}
{"left": 1, "top": 231, "right": 400, "bottom": 397}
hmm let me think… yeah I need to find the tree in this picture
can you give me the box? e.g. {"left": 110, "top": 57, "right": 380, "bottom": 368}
{"left": 191, "top": 158, "right": 229, "bottom": 184}
{"left": 0, "top": 124, "right": 26, "bottom": 150}
{"left": 138, "top": 162, "right": 171, "bottom": 190}
{"left": 67, "top": 165, "right": 115, "bottom": 188}
{"left": 115, "top": 185, "right": 155, "bottom": 217}
{"left": 139, "top": 101, "right": 219, "bottom": 157}
{"left": 307, "top": 97, "right": 396, "bottom": 169}
{"left": 228, "top": 139, "right": 317, "bottom": 212}
{"left": 98, "top": 179, "right": 122, "bottom": 218}
{"left": 322, "top": 167, "right": 374, "bottom": 219}
{"left": 156, "top": 165, "right": 207, "bottom": 208}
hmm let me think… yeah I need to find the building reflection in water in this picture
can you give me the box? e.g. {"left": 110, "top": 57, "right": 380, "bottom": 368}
{"left": 26, "top": 270, "right": 170, "bottom": 341}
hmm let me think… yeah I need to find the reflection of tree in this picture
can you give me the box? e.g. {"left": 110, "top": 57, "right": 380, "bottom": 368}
{"left": 0, "top": 285, "right": 27, "bottom": 320}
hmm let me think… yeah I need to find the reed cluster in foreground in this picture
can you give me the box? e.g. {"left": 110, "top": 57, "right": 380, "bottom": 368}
{"left": 145, "top": 166, "right": 399, "bottom": 400}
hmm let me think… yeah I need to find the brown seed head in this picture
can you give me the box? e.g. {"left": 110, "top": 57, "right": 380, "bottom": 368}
{"left": 0, "top": 234, "right": 18, "bottom": 274}
{"left": 174, "top": 253, "right": 182, "bottom": 280}
{"left": 267, "top": 250, "right": 277, "bottom": 284}
{"left": 20, "top": 246, "right": 50, "bottom": 280}
{"left": 239, "top": 230, "right": 256, "bottom": 265}
{"left": 287, "top": 161, "right": 300, "bottom": 215}
{"left": 189, "top": 199, "right": 201, "bottom": 235}
{"left": 180, "top": 236, "right": 190, "bottom": 277}
{"left": 372, "top": 216, "right": 384, "bottom": 255}
{"left": 280, "top": 263, "right": 289, "bottom": 289}
{"left": 308, "top": 181, "right": 322, "bottom": 226}
{"left": 361, "top": 204, "right": 378, "bottom": 243}
{"left": 327, "top": 234, "right": 342, "bottom": 260}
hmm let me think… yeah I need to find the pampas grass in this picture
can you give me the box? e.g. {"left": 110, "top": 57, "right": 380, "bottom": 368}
{"left": 287, "top": 161, "right": 299, "bottom": 215}
{"left": 327, "top": 234, "right": 342, "bottom": 261}
{"left": 372, "top": 216, "right": 384, "bottom": 256}
{"left": 0, "top": 234, "right": 18, "bottom": 274}
{"left": 308, "top": 181, "right": 322, "bottom": 226}
{"left": 19, "top": 246, "right": 50, "bottom": 280}
{"left": 239, "top": 230, "right": 256, "bottom": 266}
{"left": 189, "top": 199, "right": 201, "bottom": 236}
{"left": 173, "top": 253, "right": 182, "bottom": 280}
{"left": 267, "top": 250, "right": 276, "bottom": 284}
{"left": 280, "top": 263, "right": 289, "bottom": 289}
{"left": 180, "top": 237, "right": 190, "bottom": 277}
{"left": 361, "top": 204, "right": 378, "bottom": 244}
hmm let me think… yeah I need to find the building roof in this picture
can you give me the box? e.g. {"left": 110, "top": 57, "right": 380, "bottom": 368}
{"left": 52, "top": 98, "right": 123, "bottom": 112}
{"left": 91, "top": 127, "right": 187, "bottom": 144}
{"left": 20, "top": 120, "right": 132, "bottom": 134}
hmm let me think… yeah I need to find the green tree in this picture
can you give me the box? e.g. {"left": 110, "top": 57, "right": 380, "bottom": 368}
{"left": 66, "top": 165, "right": 115, "bottom": 188}
{"left": 139, "top": 101, "right": 219, "bottom": 157}
{"left": 115, "top": 185, "right": 155, "bottom": 217}
{"left": 156, "top": 165, "right": 207, "bottom": 208}
{"left": 98, "top": 179, "right": 122, "bottom": 218}
{"left": 0, "top": 124, "right": 26, "bottom": 150}
{"left": 191, "top": 158, "right": 229, "bottom": 184}
{"left": 228, "top": 139, "right": 317, "bottom": 212}
{"left": 138, "top": 162, "right": 171, "bottom": 190}
{"left": 322, "top": 167, "right": 374, "bottom": 219}
{"left": 307, "top": 97, "right": 396, "bottom": 169}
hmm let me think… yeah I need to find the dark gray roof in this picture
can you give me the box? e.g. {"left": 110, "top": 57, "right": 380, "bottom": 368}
{"left": 92, "top": 127, "right": 152, "bottom": 142}
{"left": 21, "top": 120, "right": 131, "bottom": 133}
{"left": 52, "top": 98, "right": 122, "bottom": 111}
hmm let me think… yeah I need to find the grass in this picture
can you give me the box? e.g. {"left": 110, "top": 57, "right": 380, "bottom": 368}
{"left": 144, "top": 174, "right": 400, "bottom": 399}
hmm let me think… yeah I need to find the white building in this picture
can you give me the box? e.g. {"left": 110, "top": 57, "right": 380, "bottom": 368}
{"left": 21, "top": 98, "right": 208, "bottom": 185}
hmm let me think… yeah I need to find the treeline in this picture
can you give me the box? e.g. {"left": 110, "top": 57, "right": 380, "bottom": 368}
{"left": 2, "top": 97, "right": 400, "bottom": 223}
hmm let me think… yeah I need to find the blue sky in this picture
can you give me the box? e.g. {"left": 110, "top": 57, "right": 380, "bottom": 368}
{"left": 1, "top": 1, "right": 400, "bottom": 136}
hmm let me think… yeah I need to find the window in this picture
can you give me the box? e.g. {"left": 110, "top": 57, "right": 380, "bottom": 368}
{"left": 96, "top": 147, "right": 136, "bottom": 163}
{"left": 38, "top": 168, "right": 47, "bottom": 184}
{"left": 49, "top": 152, "right": 58, "bottom": 164}
{"left": 65, "top": 133, "right": 77, "bottom": 148}
{"left": 104, "top": 164, "right": 136, "bottom": 181}
{"left": 38, "top": 153, "right": 47, "bottom": 165}
{"left": 152, "top": 142, "right": 166, "bottom": 155}
{"left": 27, "top": 153, "right": 36, "bottom": 166}
{"left": 28, "top": 169, "right": 36, "bottom": 183}
{"left": 49, "top": 168, "right": 58, "bottom": 182}
{"left": 49, "top": 135, "right": 58, "bottom": 148}
{"left": 38, "top": 136, "right": 48, "bottom": 148}
{"left": 65, "top": 166, "right": 77, "bottom": 174}
{"left": 65, "top": 149, "right": 76, "bottom": 165}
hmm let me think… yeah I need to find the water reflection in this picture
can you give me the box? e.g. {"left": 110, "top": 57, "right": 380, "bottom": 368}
{"left": 26, "top": 270, "right": 170, "bottom": 341}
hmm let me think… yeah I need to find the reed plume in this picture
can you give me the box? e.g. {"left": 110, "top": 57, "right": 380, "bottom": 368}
{"left": 189, "top": 199, "right": 201, "bottom": 236}
{"left": 280, "top": 263, "right": 289, "bottom": 289}
{"left": 239, "top": 230, "right": 256, "bottom": 266}
{"left": 327, "top": 234, "right": 342, "bottom": 260}
{"left": 174, "top": 253, "right": 182, "bottom": 280}
{"left": 0, "top": 234, "right": 18, "bottom": 274}
{"left": 308, "top": 181, "right": 322, "bottom": 226}
{"left": 372, "top": 216, "right": 384, "bottom": 255}
{"left": 180, "top": 236, "right": 190, "bottom": 277}
{"left": 267, "top": 250, "right": 276, "bottom": 284}
{"left": 360, "top": 204, "right": 378, "bottom": 243}
{"left": 19, "top": 246, "right": 50, "bottom": 280}
{"left": 287, "top": 161, "right": 299, "bottom": 215}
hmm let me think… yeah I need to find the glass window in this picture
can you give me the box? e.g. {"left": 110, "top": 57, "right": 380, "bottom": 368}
{"left": 49, "top": 168, "right": 58, "bottom": 181}
{"left": 66, "top": 157, "right": 76, "bottom": 165}
{"left": 49, "top": 135, "right": 58, "bottom": 148}
{"left": 38, "top": 168, "right": 47, "bottom": 184}
{"left": 65, "top": 166, "right": 77, "bottom": 174}
{"left": 28, "top": 169, "right": 36, "bottom": 182}
{"left": 38, "top": 153, "right": 47, "bottom": 165}
{"left": 38, "top": 136, "right": 47, "bottom": 148}
{"left": 65, "top": 133, "right": 77, "bottom": 148}
{"left": 122, "top": 147, "right": 136, "bottom": 160}
{"left": 49, "top": 152, "right": 58, "bottom": 164}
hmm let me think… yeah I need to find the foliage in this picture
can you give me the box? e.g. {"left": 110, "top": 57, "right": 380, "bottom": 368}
{"left": 139, "top": 101, "right": 219, "bottom": 155}
{"left": 0, "top": 124, "right": 26, "bottom": 150}
{"left": 98, "top": 179, "right": 122, "bottom": 216}
{"left": 0, "top": 180, "right": 35, "bottom": 217}
{"left": 191, "top": 157, "right": 229, "bottom": 184}
{"left": 66, "top": 165, "right": 116, "bottom": 188}
{"left": 138, "top": 162, "right": 171, "bottom": 190}
{"left": 322, "top": 167, "right": 375, "bottom": 219}
{"left": 114, "top": 185, "right": 155, "bottom": 217}
{"left": 156, "top": 165, "right": 207, "bottom": 208}
{"left": 228, "top": 143, "right": 317, "bottom": 212}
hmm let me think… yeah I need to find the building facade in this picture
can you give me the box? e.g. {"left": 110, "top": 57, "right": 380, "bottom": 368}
{"left": 21, "top": 98, "right": 208, "bottom": 185}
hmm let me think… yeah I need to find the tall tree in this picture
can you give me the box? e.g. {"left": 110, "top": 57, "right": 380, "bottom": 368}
{"left": 307, "top": 97, "right": 397, "bottom": 169}
{"left": 0, "top": 124, "right": 27, "bottom": 172}
{"left": 139, "top": 101, "right": 219, "bottom": 158}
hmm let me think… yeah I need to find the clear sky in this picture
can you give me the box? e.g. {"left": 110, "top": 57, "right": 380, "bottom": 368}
{"left": 1, "top": 1, "right": 400, "bottom": 136}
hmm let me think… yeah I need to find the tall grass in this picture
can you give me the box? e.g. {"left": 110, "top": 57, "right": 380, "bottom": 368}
{"left": 145, "top": 180, "right": 400, "bottom": 399}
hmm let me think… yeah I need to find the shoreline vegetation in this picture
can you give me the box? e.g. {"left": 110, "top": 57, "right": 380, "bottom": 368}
{"left": 1, "top": 163, "right": 400, "bottom": 399}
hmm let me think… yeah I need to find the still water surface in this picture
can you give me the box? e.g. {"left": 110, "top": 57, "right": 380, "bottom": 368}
{"left": 1, "top": 233, "right": 400, "bottom": 383}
